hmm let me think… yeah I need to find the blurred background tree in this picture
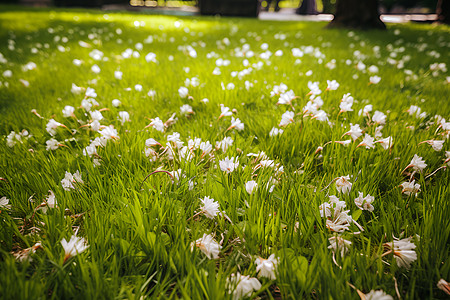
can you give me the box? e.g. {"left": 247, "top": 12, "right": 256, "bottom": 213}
{"left": 328, "top": 0, "right": 386, "bottom": 29}
{"left": 2, "top": 0, "right": 442, "bottom": 17}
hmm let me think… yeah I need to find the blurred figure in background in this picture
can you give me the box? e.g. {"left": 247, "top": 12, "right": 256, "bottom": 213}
{"left": 263, "top": 0, "right": 282, "bottom": 12}
{"left": 296, "top": 0, "right": 317, "bottom": 15}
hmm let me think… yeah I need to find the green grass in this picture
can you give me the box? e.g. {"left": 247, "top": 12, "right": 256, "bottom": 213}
{"left": 0, "top": 5, "right": 449, "bottom": 299}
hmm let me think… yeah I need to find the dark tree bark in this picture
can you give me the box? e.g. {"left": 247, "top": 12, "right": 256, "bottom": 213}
{"left": 436, "top": 0, "right": 450, "bottom": 24}
{"left": 296, "top": 0, "right": 317, "bottom": 15}
{"left": 322, "top": 0, "right": 335, "bottom": 14}
{"left": 327, "top": 0, "right": 386, "bottom": 30}
{"left": 198, "top": 0, "right": 260, "bottom": 17}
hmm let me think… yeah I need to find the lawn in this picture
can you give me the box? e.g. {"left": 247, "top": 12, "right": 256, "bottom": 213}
{"left": 0, "top": 5, "right": 449, "bottom": 299}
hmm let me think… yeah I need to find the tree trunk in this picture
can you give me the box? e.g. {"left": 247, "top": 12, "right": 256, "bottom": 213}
{"left": 199, "top": 0, "right": 260, "bottom": 17}
{"left": 436, "top": 0, "right": 450, "bottom": 24}
{"left": 322, "top": 0, "right": 335, "bottom": 14}
{"left": 296, "top": 0, "right": 317, "bottom": 15}
{"left": 327, "top": 0, "right": 386, "bottom": 30}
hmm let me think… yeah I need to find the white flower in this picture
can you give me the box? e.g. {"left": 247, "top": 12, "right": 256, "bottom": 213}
{"left": 190, "top": 137, "right": 205, "bottom": 151}
{"left": 180, "top": 104, "right": 193, "bottom": 116}
{"left": 145, "top": 52, "right": 157, "bottom": 63}
{"left": 62, "top": 106, "right": 75, "bottom": 118}
{"left": 89, "top": 49, "right": 103, "bottom": 60}
{"left": 313, "top": 110, "right": 328, "bottom": 121}
{"left": 85, "top": 87, "right": 97, "bottom": 98}
{"left": 90, "top": 110, "right": 103, "bottom": 121}
{"left": 46, "top": 119, "right": 63, "bottom": 136}
{"left": 370, "top": 75, "right": 381, "bottom": 84}
{"left": 61, "top": 171, "right": 84, "bottom": 191}
{"left": 191, "top": 233, "right": 221, "bottom": 259}
{"left": 185, "top": 77, "right": 200, "bottom": 87}
{"left": 226, "top": 83, "right": 235, "bottom": 90}
{"left": 359, "top": 104, "right": 373, "bottom": 116}
{"left": 0, "top": 196, "right": 10, "bottom": 209}
{"left": 12, "top": 242, "right": 42, "bottom": 262}
{"left": 326, "top": 80, "right": 339, "bottom": 91}
{"left": 145, "top": 138, "right": 160, "bottom": 148}
{"left": 81, "top": 99, "right": 92, "bottom": 112}
{"left": 423, "top": 140, "right": 445, "bottom": 152}
{"left": 407, "top": 154, "right": 427, "bottom": 172}
{"left": 245, "top": 180, "right": 258, "bottom": 194}
{"left": 219, "top": 104, "right": 233, "bottom": 119}
{"left": 118, "top": 111, "right": 130, "bottom": 124}
{"left": 91, "top": 137, "right": 108, "bottom": 148}
{"left": 147, "top": 117, "right": 165, "bottom": 132}
{"left": 357, "top": 134, "right": 375, "bottom": 149}
{"left": 91, "top": 64, "right": 100, "bottom": 74}
{"left": 336, "top": 175, "right": 352, "bottom": 194}
{"left": 228, "top": 117, "right": 244, "bottom": 131}
{"left": 437, "top": 279, "right": 450, "bottom": 296}
{"left": 148, "top": 90, "right": 156, "bottom": 98}
{"left": 167, "top": 132, "right": 182, "bottom": 146}
{"left": 3, "top": 70, "right": 12, "bottom": 77}
{"left": 112, "top": 99, "right": 121, "bottom": 107}
{"left": 270, "top": 83, "right": 288, "bottom": 97}
{"left": 328, "top": 235, "right": 352, "bottom": 257}
{"left": 6, "top": 131, "right": 17, "bottom": 147}
{"left": 277, "top": 90, "right": 296, "bottom": 105}
{"left": 71, "top": 83, "right": 83, "bottom": 94}
{"left": 354, "top": 192, "right": 374, "bottom": 211}
{"left": 408, "top": 105, "right": 427, "bottom": 118}
{"left": 365, "top": 290, "right": 394, "bottom": 300}
{"left": 368, "top": 65, "right": 379, "bottom": 73}
{"left": 384, "top": 237, "right": 417, "bottom": 269}
{"left": 255, "top": 254, "right": 278, "bottom": 280}
{"left": 339, "top": 93, "right": 354, "bottom": 113}
{"left": 46, "top": 138, "right": 60, "bottom": 151}
{"left": 178, "top": 86, "right": 189, "bottom": 98}
{"left": 228, "top": 273, "right": 261, "bottom": 300}
{"left": 134, "top": 84, "right": 143, "bottom": 91}
{"left": 376, "top": 136, "right": 393, "bottom": 150}
{"left": 356, "top": 61, "right": 366, "bottom": 71}
{"left": 83, "top": 145, "right": 97, "bottom": 157}
{"left": 61, "top": 235, "right": 89, "bottom": 262}
{"left": 319, "top": 196, "right": 357, "bottom": 233}
{"left": 219, "top": 157, "right": 239, "bottom": 173}
{"left": 307, "top": 81, "right": 321, "bottom": 95}
{"left": 269, "top": 127, "right": 283, "bottom": 137}
{"left": 200, "top": 196, "right": 220, "bottom": 219}
{"left": 114, "top": 70, "right": 123, "bottom": 80}
{"left": 326, "top": 212, "right": 352, "bottom": 232}
{"left": 335, "top": 140, "right": 352, "bottom": 147}
{"left": 99, "top": 125, "right": 119, "bottom": 140}
{"left": 400, "top": 180, "right": 421, "bottom": 196}
{"left": 216, "top": 137, "right": 233, "bottom": 152}
{"left": 344, "top": 123, "right": 363, "bottom": 141}
{"left": 91, "top": 120, "right": 100, "bottom": 132}
{"left": 279, "top": 111, "right": 295, "bottom": 127}
{"left": 372, "top": 110, "right": 387, "bottom": 125}
{"left": 61, "top": 172, "right": 74, "bottom": 191}
{"left": 40, "top": 190, "right": 57, "bottom": 213}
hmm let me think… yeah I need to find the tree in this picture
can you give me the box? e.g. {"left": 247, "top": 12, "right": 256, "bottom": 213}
{"left": 436, "top": 0, "right": 450, "bottom": 24}
{"left": 198, "top": 0, "right": 260, "bottom": 17}
{"left": 296, "top": 0, "right": 317, "bottom": 15}
{"left": 327, "top": 0, "right": 386, "bottom": 30}
{"left": 322, "top": 0, "right": 335, "bottom": 14}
